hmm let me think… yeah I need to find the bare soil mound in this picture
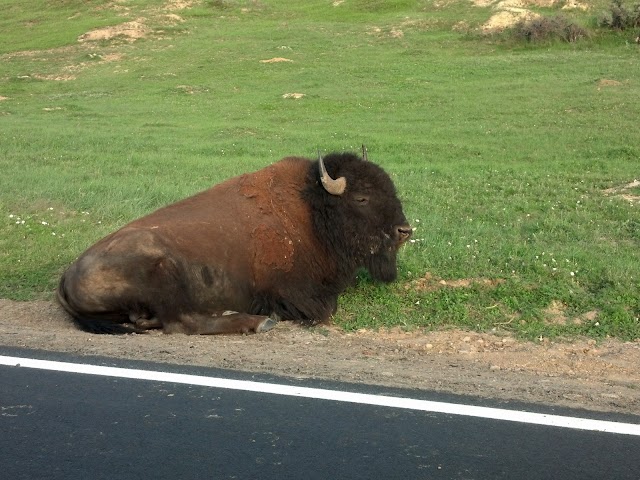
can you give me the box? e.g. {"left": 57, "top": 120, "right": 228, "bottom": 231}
{"left": 476, "top": 0, "right": 590, "bottom": 32}
{"left": 1, "top": 299, "right": 638, "bottom": 414}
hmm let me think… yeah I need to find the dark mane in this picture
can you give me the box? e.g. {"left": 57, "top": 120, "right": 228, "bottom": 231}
{"left": 304, "top": 152, "right": 405, "bottom": 281}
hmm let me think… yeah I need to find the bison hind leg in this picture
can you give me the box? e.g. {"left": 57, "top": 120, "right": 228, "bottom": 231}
{"left": 164, "top": 311, "right": 279, "bottom": 335}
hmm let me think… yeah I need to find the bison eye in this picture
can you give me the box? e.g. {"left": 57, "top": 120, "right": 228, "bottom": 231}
{"left": 353, "top": 195, "right": 370, "bottom": 206}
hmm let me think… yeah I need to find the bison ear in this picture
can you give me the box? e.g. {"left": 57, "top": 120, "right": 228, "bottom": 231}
{"left": 362, "top": 144, "right": 369, "bottom": 162}
{"left": 318, "top": 151, "right": 347, "bottom": 196}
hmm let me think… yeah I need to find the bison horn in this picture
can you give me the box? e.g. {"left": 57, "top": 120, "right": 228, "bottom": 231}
{"left": 318, "top": 151, "right": 347, "bottom": 196}
{"left": 362, "top": 144, "right": 369, "bottom": 162}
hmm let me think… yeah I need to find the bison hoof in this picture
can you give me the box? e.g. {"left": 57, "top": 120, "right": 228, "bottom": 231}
{"left": 256, "top": 316, "right": 278, "bottom": 333}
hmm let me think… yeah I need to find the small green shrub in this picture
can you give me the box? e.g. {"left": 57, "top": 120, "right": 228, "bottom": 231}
{"left": 512, "top": 15, "right": 589, "bottom": 43}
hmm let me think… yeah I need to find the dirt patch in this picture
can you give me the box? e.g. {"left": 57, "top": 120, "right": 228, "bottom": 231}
{"left": 162, "top": 13, "right": 186, "bottom": 25}
{"left": 481, "top": 9, "right": 540, "bottom": 32}
{"left": 544, "top": 300, "right": 569, "bottom": 325}
{"left": 472, "top": 0, "right": 498, "bottom": 6}
{"left": 597, "top": 78, "right": 626, "bottom": 89}
{"left": 175, "top": 84, "right": 209, "bottom": 94}
{"left": 99, "top": 0, "right": 133, "bottom": 15}
{"left": 472, "top": 0, "right": 569, "bottom": 6}
{"left": 78, "top": 19, "right": 151, "bottom": 43}
{"left": 407, "top": 272, "right": 504, "bottom": 292}
{"left": 1, "top": 299, "right": 638, "bottom": 415}
{"left": 563, "top": 0, "right": 589, "bottom": 10}
{"left": 603, "top": 179, "right": 640, "bottom": 204}
{"left": 282, "top": 93, "right": 305, "bottom": 99}
{"left": 99, "top": 53, "right": 124, "bottom": 62}
{"left": 477, "top": 0, "right": 590, "bottom": 32}
{"left": 498, "top": 0, "right": 557, "bottom": 7}
{"left": 476, "top": 0, "right": 566, "bottom": 33}
{"left": 31, "top": 73, "right": 77, "bottom": 81}
{"left": 260, "top": 57, "right": 293, "bottom": 63}
{"left": 544, "top": 302, "right": 598, "bottom": 326}
{"left": 165, "top": 0, "right": 198, "bottom": 11}
{"left": 368, "top": 18, "right": 435, "bottom": 39}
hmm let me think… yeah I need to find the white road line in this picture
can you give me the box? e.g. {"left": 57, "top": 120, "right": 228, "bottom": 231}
{"left": 1, "top": 355, "right": 638, "bottom": 436}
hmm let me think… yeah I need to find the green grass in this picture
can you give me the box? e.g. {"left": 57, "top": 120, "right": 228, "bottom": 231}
{"left": 1, "top": 0, "right": 638, "bottom": 340}
{"left": 0, "top": 0, "right": 133, "bottom": 54}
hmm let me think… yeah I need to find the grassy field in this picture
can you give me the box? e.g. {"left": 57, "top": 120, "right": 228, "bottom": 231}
{"left": 1, "top": 0, "right": 638, "bottom": 340}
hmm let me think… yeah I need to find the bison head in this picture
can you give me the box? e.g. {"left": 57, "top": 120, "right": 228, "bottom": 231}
{"left": 305, "top": 149, "right": 412, "bottom": 283}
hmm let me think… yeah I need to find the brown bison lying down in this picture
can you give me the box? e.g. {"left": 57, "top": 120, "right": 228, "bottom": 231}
{"left": 57, "top": 149, "right": 412, "bottom": 334}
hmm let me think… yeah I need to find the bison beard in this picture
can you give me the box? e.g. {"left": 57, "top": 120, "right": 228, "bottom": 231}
{"left": 57, "top": 151, "right": 412, "bottom": 335}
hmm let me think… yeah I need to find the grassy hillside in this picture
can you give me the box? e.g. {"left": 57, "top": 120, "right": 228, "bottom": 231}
{"left": 1, "top": 0, "right": 638, "bottom": 340}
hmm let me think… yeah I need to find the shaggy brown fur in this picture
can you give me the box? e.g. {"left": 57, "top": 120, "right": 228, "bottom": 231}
{"left": 57, "top": 152, "right": 411, "bottom": 334}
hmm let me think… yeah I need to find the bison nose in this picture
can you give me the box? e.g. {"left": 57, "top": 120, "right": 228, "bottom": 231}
{"left": 396, "top": 225, "right": 413, "bottom": 244}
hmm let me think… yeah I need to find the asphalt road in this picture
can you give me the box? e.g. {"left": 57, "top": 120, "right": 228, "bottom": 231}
{"left": 1, "top": 347, "right": 639, "bottom": 480}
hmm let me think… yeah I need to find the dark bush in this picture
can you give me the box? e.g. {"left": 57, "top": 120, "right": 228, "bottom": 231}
{"left": 598, "top": 0, "right": 640, "bottom": 30}
{"left": 512, "top": 15, "right": 589, "bottom": 43}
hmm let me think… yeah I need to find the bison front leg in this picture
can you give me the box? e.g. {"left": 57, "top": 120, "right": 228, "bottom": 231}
{"left": 164, "top": 311, "right": 279, "bottom": 335}
{"left": 129, "top": 313, "right": 163, "bottom": 331}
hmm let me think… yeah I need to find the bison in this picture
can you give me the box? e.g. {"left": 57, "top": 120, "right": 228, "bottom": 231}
{"left": 57, "top": 148, "right": 412, "bottom": 335}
